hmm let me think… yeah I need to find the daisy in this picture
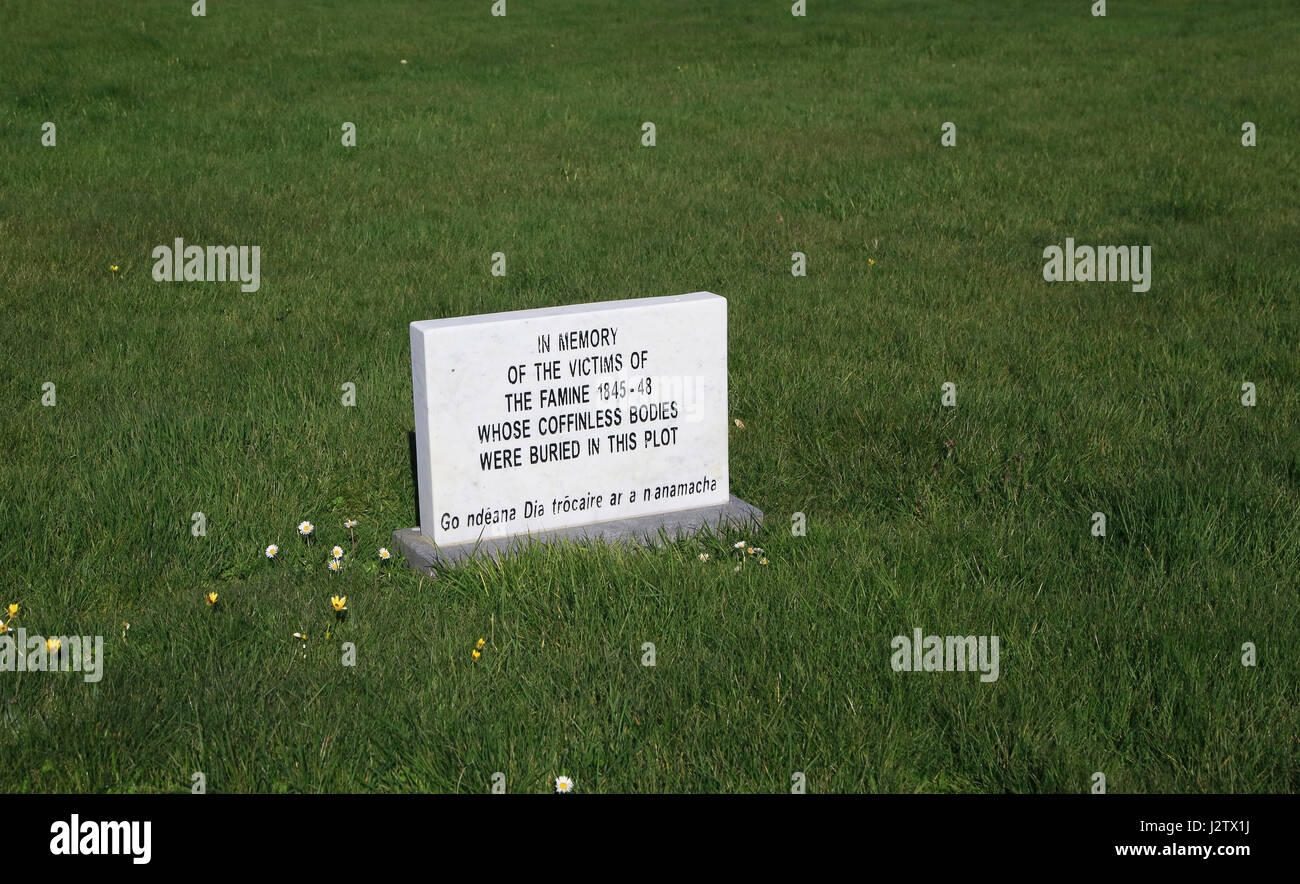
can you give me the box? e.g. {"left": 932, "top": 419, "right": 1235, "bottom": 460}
{"left": 760, "top": 557, "right": 769, "bottom": 566}
{"left": 331, "top": 546, "right": 344, "bottom": 559}
{"left": 328, "top": 559, "right": 341, "bottom": 572}
{"left": 298, "top": 521, "right": 314, "bottom": 542}
{"left": 698, "top": 553, "right": 709, "bottom": 562}
{"left": 554, "top": 776, "right": 574, "bottom": 794}
{"left": 379, "top": 547, "right": 391, "bottom": 561}
{"left": 344, "top": 519, "right": 358, "bottom": 529}
{"left": 733, "top": 541, "right": 746, "bottom": 550}
{"left": 265, "top": 544, "right": 278, "bottom": 559}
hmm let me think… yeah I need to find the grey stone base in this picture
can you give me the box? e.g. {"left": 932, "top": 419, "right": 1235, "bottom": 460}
{"left": 392, "top": 496, "right": 763, "bottom": 575}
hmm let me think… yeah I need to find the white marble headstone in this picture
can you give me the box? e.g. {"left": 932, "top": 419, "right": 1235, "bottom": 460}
{"left": 409, "top": 292, "right": 731, "bottom": 548}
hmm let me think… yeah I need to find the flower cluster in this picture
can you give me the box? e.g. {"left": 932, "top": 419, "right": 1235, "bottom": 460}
{"left": 698, "top": 540, "right": 769, "bottom": 569}
{"left": 733, "top": 540, "right": 768, "bottom": 567}
{"left": 269, "top": 518, "right": 392, "bottom": 573}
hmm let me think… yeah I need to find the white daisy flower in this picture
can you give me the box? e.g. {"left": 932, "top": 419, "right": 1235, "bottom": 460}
{"left": 328, "top": 559, "right": 341, "bottom": 572}
{"left": 331, "top": 546, "right": 344, "bottom": 559}
{"left": 265, "top": 544, "right": 278, "bottom": 558}
{"left": 344, "top": 519, "right": 358, "bottom": 528}
{"left": 733, "top": 540, "right": 746, "bottom": 549}
{"left": 554, "top": 776, "right": 574, "bottom": 794}
{"left": 379, "top": 547, "right": 391, "bottom": 560}
{"left": 698, "top": 553, "right": 709, "bottom": 562}
{"left": 298, "top": 521, "right": 314, "bottom": 536}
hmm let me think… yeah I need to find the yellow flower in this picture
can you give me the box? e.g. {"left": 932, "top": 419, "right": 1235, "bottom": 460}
{"left": 206, "top": 592, "right": 218, "bottom": 606}
{"left": 471, "top": 649, "right": 481, "bottom": 661}
{"left": 46, "top": 638, "right": 61, "bottom": 653}
{"left": 0, "top": 622, "right": 8, "bottom": 635}
{"left": 476, "top": 638, "right": 486, "bottom": 650}
{"left": 110, "top": 264, "right": 119, "bottom": 272}
{"left": 868, "top": 258, "right": 875, "bottom": 265}
{"left": 7, "top": 603, "right": 17, "bottom": 618}
{"left": 331, "top": 595, "right": 347, "bottom": 612}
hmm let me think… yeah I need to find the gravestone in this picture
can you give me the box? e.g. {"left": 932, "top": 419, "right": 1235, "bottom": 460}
{"left": 392, "top": 291, "right": 761, "bottom": 573}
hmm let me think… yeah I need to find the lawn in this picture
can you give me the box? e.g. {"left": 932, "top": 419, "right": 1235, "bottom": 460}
{"left": 0, "top": 0, "right": 1296, "bottom": 793}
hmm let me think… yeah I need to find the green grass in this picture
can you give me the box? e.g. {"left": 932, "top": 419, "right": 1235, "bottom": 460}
{"left": 1, "top": 0, "right": 1297, "bottom": 793}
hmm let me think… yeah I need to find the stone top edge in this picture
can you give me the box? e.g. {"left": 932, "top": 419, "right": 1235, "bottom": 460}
{"left": 410, "top": 291, "right": 722, "bottom": 333}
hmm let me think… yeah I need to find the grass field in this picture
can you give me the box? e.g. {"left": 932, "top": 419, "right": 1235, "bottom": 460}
{"left": 1, "top": 0, "right": 1297, "bottom": 793}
